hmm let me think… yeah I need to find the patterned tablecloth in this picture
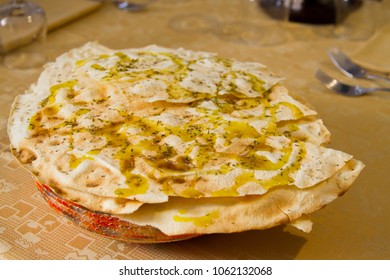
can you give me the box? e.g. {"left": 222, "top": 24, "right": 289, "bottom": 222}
{"left": 1, "top": 0, "right": 390, "bottom": 260}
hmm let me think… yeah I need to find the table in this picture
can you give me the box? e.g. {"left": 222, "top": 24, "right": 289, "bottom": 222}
{"left": 1, "top": 0, "right": 389, "bottom": 260}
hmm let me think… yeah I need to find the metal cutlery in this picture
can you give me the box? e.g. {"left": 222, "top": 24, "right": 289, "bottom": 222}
{"left": 327, "top": 48, "right": 390, "bottom": 83}
{"left": 315, "top": 69, "right": 390, "bottom": 96}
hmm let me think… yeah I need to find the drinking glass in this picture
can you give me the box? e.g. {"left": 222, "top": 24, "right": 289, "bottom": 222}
{"left": 333, "top": 0, "right": 382, "bottom": 41}
{"left": 214, "top": 0, "right": 291, "bottom": 46}
{"left": 168, "top": 0, "right": 219, "bottom": 34}
{"left": 112, "top": 0, "right": 155, "bottom": 12}
{"left": 0, "top": 0, "right": 47, "bottom": 69}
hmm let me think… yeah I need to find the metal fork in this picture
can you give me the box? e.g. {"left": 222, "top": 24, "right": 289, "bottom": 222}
{"left": 315, "top": 69, "right": 390, "bottom": 96}
{"left": 327, "top": 48, "right": 390, "bottom": 83}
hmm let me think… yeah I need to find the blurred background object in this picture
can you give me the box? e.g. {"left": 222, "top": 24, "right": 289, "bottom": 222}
{"left": 111, "top": 0, "right": 155, "bottom": 12}
{"left": 0, "top": 0, "right": 47, "bottom": 69}
{"left": 333, "top": 0, "right": 382, "bottom": 40}
{"left": 261, "top": 0, "right": 362, "bottom": 24}
{"left": 213, "top": 0, "right": 291, "bottom": 46}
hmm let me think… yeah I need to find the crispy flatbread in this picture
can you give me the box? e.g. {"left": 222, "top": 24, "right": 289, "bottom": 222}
{"left": 50, "top": 184, "right": 143, "bottom": 214}
{"left": 8, "top": 42, "right": 364, "bottom": 237}
{"left": 116, "top": 159, "right": 364, "bottom": 235}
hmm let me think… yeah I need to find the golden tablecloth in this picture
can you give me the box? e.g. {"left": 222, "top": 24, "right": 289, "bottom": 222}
{"left": 1, "top": 0, "right": 389, "bottom": 260}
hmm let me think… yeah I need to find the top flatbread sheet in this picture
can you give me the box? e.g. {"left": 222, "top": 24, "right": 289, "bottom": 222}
{"left": 8, "top": 42, "right": 361, "bottom": 212}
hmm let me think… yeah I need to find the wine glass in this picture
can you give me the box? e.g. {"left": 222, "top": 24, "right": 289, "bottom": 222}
{"left": 167, "top": 0, "right": 219, "bottom": 34}
{"left": 214, "top": 0, "right": 291, "bottom": 46}
{"left": 112, "top": 0, "right": 156, "bottom": 12}
{"left": 0, "top": 0, "right": 47, "bottom": 69}
{"left": 92, "top": 0, "right": 156, "bottom": 12}
{"left": 333, "top": 0, "right": 381, "bottom": 41}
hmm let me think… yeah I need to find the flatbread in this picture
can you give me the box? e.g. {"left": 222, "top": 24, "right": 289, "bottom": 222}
{"left": 8, "top": 42, "right": 364, "bottom": 237}
{"left": 49, "top": 184, "right": 143, "bottom": 214}
{"left": 116, "top": 159, "right": 364, "bottom": 235}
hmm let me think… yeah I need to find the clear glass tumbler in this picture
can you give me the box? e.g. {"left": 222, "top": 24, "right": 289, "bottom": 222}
{"left": 0, "top": 0, "right": 47, "bottom": 69}
{"left": 333, "top": 0, "right": 382, "bottom": 41}
{"left": 214, "top": 0, "right": 291, "bottom": 46}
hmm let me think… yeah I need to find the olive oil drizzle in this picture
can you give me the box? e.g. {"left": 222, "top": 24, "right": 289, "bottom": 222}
{"left": 41, "top": 79, "right": 78, "bottom": 107}
{"left": 28, "top": 50, "right": 310, "bottom": 199}
{"left": 211, "top": 141, "right": 306, "bottom": 196}
{"left": 81, "top": 51, "right": 270, "bottom": 101}
{"left": 173, "top": 209, "right": 220, "bottom": 227}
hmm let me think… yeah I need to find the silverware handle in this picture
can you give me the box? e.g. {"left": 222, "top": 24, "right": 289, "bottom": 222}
{"left": 366, "top": 73, "right": 390, "bottom": 83}
{"left": 372, "top": 87, "right": 390, "bottom": 92}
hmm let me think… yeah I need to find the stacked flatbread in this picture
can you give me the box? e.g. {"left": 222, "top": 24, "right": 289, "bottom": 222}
{"left": 8, "top": 42, "right": 364, "bottom": 242}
